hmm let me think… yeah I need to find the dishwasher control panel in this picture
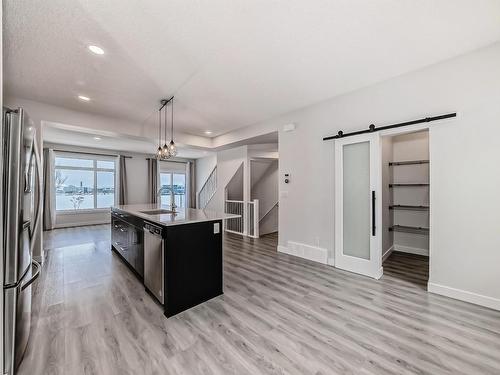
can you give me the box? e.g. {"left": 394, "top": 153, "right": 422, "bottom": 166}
{"left": 144, "top": 222, "right": 163, "bottom": 236}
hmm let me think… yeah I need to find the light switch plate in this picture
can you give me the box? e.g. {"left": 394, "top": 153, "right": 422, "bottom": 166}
{"left": 214, "top": 222, "right": 220, "bottom": 234}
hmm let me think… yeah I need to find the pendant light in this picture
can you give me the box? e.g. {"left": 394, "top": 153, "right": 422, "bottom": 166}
{"left": 168, "top": 97, "right": 177, "bottom": 157}
{"left": 161, "top": 100, "right": 170, "bottom": 159}
{"left": 155, "top": 97, "right": 176, "bottom": 160}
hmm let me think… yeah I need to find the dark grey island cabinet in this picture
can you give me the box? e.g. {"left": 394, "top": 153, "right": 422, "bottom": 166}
{"left": 111, "top": 210, "right": 144, "bottom": 278}
{"left": 111, "top": 205, "right": 238, "bottom": 317}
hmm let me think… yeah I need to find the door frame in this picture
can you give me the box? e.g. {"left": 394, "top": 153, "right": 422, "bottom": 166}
{"left": 334, "top": 132, "right": 383, "bottom": 279}
{"left": 378, "top": 122, "right": 434, "bottom": 284}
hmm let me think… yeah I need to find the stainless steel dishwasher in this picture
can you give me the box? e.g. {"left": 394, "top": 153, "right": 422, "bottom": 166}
{"left": 143, "top": 222, "right": 164, "bottom": 304}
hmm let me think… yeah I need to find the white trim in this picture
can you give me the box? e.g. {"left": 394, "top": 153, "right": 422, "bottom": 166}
{"left": 393, "top": 244, "right": 429, "bottom": 256}
{"left": 428, "top": 282, "right": 500, "bottom": 311}
{"left": 278, "top": 242, "right": 328, "bottom": 264}
{"left": 224, "top": 229, "right": 244, "bottom": 236}
{"left": 54, "top": 219, "right": 110, "bottom": 229}
{"left": 56, "top": 208, "right": 111, "bottom": 215}
{"left": 327, "top": 257, "right": 335, "bottom": 266}
{"left": 54, "top": 152, "right": 117, "bottom": 212}
{"left": 382, "top": 245, "right": 394, "bottom": 262}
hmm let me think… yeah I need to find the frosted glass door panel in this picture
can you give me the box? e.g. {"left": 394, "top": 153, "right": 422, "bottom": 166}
{"left": 342, "top": 141, "right": 370, "bottom": 260}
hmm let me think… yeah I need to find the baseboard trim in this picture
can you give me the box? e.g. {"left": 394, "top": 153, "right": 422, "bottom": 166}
{"left": 428, "top": 282, "right": 500, "bottom": 311}
{"left": 393, "top": 244, "right": 429, "bottom": 256}
{"left": 382, "top": 245, "right": 394, "bottom": 262}
{"left": 278, "top": 242, "right": 328, "bottom": 265}
{"left": 54, "top": 220, "right": 110, "bottom": 229}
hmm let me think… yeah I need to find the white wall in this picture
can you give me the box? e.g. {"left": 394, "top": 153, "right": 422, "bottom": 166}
{"left": 253, "top": 42, "right": 500, "bottom": 309}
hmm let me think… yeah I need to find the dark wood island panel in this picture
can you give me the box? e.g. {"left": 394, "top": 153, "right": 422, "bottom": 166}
{"left": 164, "top": 220, "right": 223, "bottom": 317}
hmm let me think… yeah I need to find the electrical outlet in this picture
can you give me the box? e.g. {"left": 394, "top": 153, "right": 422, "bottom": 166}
{"left": 214, "top": 222, "right": 220, "bottom": 234}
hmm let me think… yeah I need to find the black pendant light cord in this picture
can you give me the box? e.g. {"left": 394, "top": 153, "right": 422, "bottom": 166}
{"left": 171, "top": 97, "right": 174, "bottom": 142}
{"left": 164, "top": 100, "right": 168, "bottom": 143}
{"left": 158, "top": 109, "right": 161, "bottom": 148}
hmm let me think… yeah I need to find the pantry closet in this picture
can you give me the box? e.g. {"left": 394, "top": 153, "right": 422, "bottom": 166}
{"left": 381, "top": 130, "right": 430, "bottom": 286}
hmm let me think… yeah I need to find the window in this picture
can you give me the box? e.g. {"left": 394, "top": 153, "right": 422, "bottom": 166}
{"left": 55, "top": 153, "right": 116, "bottom": 211}
{"left": 159, "top": 172, "right": 186, "bottom": 208}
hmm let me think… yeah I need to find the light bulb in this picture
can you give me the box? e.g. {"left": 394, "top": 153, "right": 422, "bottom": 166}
{"left": 156, "top": 147, "right": 163, "bottom": 159}
{"left": 162, "top": 143, "right": 170, "bottom": 158}
{"left": 168, "top": 141, "right": 177, "bottom": 157}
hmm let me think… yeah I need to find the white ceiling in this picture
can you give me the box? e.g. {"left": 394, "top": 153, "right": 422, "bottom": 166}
{"left": 5, "top": 0, "right": 500, "bottom": 138}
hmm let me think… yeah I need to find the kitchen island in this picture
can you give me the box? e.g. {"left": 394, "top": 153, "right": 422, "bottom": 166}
{"left": 111, "top": 204, "right": 238, "bottom": 317}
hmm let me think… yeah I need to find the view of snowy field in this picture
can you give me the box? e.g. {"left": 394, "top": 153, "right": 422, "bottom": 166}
{"left": 56, "top": 193, "right": 115, "bottom": 210}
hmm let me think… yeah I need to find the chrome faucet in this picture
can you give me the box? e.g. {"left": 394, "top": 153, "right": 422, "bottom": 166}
{"left": 156, "top": 187, "right": 177, "bottom": 213}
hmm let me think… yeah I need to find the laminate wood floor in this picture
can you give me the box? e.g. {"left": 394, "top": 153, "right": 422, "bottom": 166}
{"left": 18, "top": 225, "right": 500, "bottom": 375}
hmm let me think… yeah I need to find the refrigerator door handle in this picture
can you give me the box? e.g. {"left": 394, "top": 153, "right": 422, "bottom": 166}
{"left": 29, "top": 138, "right": 43, "bottom": 254}
{"left": 21, "top": 260, "right": 41, "bottom": 291}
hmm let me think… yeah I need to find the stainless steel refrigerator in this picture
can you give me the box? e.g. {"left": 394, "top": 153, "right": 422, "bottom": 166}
{"left": 2, "top": 107, "right": 42, "bottom": 375}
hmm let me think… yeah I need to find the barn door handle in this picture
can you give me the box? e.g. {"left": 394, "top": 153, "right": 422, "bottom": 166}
{"left": 371, "top": 191, "right": 376, "bottom": 236}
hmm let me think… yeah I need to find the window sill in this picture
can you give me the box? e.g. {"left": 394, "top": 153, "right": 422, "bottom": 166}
{"left": 56, "top": 208, "right": 112, "bottom": 215}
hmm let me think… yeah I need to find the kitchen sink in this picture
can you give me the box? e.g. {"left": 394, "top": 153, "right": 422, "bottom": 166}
{"left": 139, "top": 209, "right": 174, "bottom": 215}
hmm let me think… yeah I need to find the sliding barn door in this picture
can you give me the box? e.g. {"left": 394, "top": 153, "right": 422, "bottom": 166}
{"left": 334, "top": 133, "right": 382, "bottom": 279}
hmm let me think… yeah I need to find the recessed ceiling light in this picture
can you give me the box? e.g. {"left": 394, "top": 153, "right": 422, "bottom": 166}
{"left": 204, "top": 131, "right": 213, "bottom": 135}
{"left": 93, "top": 136, "right": 101, "bottom": 141}
{"left": 88, "top": 45, "right": 104, "bottom": 55}
{"left": 78, "top": 95, "right": 91, "bottom": 101}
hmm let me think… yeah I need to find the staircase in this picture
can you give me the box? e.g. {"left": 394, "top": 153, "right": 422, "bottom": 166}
{"left": 250, "top": 159, "right": 279, "bottom": 236}
{"left": 197, "top": 166, "right": 217, "bottom": 209}
{"left": 258, "top": 201, "right": 278, "bottom": 236}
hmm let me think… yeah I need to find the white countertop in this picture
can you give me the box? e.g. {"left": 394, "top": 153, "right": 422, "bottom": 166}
{"left": 112, "top": 204, "right": 240, "bottom": 227}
